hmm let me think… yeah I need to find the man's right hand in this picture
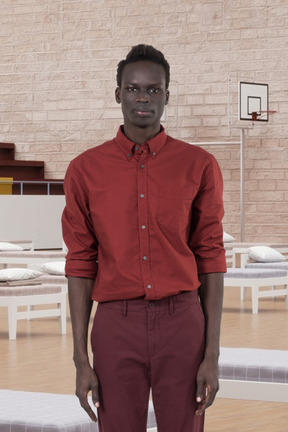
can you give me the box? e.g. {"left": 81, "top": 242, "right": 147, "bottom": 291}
{"left": 67, "top": 276, "right": 99, "bottom": 422}
{"left": 75, "top": 363, "right": 100, "bottom": 422}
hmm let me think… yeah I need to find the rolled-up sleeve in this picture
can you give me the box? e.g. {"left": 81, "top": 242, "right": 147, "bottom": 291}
{"left": 189, "top": 155, "right": 227, "bottom": 274}
{"left": 61, "top": 160, "right": 98, "bottom": 279}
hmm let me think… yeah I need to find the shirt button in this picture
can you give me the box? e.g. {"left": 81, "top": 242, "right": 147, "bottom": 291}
{"left": 149, "top": 302, "right": 155, "bottom": 309}
{"left": 147, "top": 284, "right": 152, "bottom": 289}
{"left": 140, "top": 194, "right": 145, "bottom": 198}
{"left": 152, "top": 152, "right": 156, "bottom": 156}
{"left": 141, "top": 225, "right": 146, "bottom": 230}
{"left": 135, "top": 146, "right": 139, "bottom": 150}
{"left": 127, "top": 153, "right": 131, "bottom": 157}
{"left": 140, "top": 164, "right": 145, "bottom": 169}
{"left": 143, "top": 256, "right": 147, "bottom": 261}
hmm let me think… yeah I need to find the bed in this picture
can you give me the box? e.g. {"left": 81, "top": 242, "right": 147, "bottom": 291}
{"left": 218, "top": 347, "right": 288, "bottom": 402}
{"left": 0, "top": 250, "right": 66, "bottom": 269}
{"left": 223, "top": 242, "right": 288, "bottom": 268}
{"left": 0, "top": 390, "right": 156, "bottom": 431}
{"left": 0, "top": 239, "right": 34, "bottom": 250}
{"left": 0, "top": 282, "right": 66, "bottom": 340}
{"left": 224, "top": 267, "right": 288, "bottom": 313}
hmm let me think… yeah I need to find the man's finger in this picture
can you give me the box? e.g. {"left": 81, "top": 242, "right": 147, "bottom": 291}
{"left": 91, "top": 383, "right": 100, "bottom": 408}
{"left": 195, "top": 384, "right": 218, "bottom": 416}
{"left": 195, "top": 394, "right": 206, "bottom": 416}
{"left": 196, "top": 377, "right": 205, "bottom": 405}
{"left": 78, "top": 394, "right": 98, "bottom": 422}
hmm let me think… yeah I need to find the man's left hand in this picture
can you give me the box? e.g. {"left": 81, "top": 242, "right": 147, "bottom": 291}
{"left": 195, "top": 357, "right": 219, "bottom": 416}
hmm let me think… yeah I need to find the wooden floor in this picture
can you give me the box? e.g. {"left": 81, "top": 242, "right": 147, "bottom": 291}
{"left": 1, "top": 287, "right": 288, "bottom": 431}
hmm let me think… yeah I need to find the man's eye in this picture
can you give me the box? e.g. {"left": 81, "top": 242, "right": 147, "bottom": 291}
{"left": 127, "top": 87, "right": 137, "bottom": 92}
{"left": 149, "top": 88, "right": 161, "bottom": 94}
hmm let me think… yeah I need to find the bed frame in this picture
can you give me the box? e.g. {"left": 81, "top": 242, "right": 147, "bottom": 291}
{"left": 0, "top": 284, "right": 66, "bottom": 340}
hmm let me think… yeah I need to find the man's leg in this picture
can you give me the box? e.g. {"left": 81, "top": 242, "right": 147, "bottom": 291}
{"left": 91, "top": 299, "right": 151, "bottom": 432}
{"left": 150, "top": 292, "right": 205, "bottom": 432}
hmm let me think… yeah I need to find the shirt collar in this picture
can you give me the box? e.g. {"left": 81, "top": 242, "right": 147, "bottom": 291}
{"left": 115, "top": 125, "right": 168, "bottom": 161}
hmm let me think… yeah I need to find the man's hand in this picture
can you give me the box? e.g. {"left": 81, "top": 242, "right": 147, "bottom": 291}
{"left": 67, "top": 277, "right": 98, "bottom": 421}
{"left": 196, "top": 272, "right": 224, "bottom": 416}
{"left": 195, "top": 356, "right": 219, "bottom": 416}
{"left": 75, "top": 364, "right": 100, "bottom": 422}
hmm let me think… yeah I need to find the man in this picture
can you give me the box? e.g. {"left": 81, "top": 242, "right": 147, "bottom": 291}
{"left": 62, "top": 44, "right": 226, "bottom": 432}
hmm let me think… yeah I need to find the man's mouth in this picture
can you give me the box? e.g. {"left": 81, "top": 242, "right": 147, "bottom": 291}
{"left": 134, "top": 109, "right": 152, "bottom": 116}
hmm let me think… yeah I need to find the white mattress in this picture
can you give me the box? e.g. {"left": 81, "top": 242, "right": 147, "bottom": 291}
{"left": 0, "top": 390, "right": 156, "bottom": 431}
{"left": 224, "top": 242, "right": 288, "bottom": 249}
{"left": 0, "top": 251, "right": 65, "bottom": 258}
{"left": 0, "top": 283, "right": 62, "bottom": 296}
{"left": 219, "top": 347, "right": 288, "bottom": 383}
{"left": 38, "top": 274, "right": 67, "bottom": 284}
{"left": 246, "top": 261, "right": 288, "bottom": 270}
{"left": 38, "top": 274, "right": 67, "bottom": 292}
{"left": 224, "top": 268, "right": 287, "bottom": 278}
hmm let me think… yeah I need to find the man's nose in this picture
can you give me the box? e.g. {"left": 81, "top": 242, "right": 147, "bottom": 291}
{"left": 136, "top": 89, "right": 150, "bottom": 102}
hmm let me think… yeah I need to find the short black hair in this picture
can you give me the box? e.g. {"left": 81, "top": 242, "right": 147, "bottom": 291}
{"left": 116, "top": 44, "right": 170, "bottom": 89}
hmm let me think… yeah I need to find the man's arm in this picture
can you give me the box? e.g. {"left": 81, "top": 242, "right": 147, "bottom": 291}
{"left": 195, "top": 272, "right": 224, "bottom": 416}
{"left": 68, "top": 276, "right": 100, "bottom": 422}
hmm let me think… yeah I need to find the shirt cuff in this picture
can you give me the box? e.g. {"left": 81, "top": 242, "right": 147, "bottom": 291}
{"left": 196, "top": 255, "right": 227, "bottom": 274}
{"left": 65, "top": 259, "right": 98, "bottom": 280}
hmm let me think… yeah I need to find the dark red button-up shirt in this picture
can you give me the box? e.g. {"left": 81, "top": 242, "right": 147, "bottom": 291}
{"left": 62, "top": 126, "right": 226, "bottom": 302}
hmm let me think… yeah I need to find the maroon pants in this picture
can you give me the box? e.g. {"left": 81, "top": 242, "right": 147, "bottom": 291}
{"left": 91, "top": 291, "right": 205, "bottom": 432}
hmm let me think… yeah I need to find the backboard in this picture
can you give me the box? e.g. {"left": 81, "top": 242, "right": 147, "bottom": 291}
{"left": 239, "top": 81, "right": 269, "bottom": 122}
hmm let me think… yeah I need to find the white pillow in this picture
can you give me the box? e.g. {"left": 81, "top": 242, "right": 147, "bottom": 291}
{"left": 223, "top": 232, "right": 235, "bottom": 243}
{"left": 41, "top": 261, "right": 65, "bottom": 275}
{"left": 0, "top": 268, "right": 42, "bottom": 281}
{"left": 0, "top": 242, "right": 24, "bottom": 251}
{"left": 248, "top": 246, "right": 285, "bottom": 263}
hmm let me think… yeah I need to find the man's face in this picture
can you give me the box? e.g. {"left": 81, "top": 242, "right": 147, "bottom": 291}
{"left": 115, "top": 60, "right": 169, "bottom": 133}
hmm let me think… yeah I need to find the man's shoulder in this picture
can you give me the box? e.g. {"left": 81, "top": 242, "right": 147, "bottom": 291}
{"left": 167, "top": 135, "right": 214, "bottom": 161}
{"left": 70, "top": 138, "right": 116, "bottom": 166}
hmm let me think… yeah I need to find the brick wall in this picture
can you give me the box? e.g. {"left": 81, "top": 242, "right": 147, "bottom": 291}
{"left": 1, "top": 0, "right": 288, "bottom": 242}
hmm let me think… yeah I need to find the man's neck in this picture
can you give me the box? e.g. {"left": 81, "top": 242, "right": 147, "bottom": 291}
{"left": 122, "top": 124, "right": 161, "bottom": 145}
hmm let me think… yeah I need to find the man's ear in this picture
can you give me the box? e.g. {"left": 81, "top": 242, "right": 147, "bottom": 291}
{"left": 165, "top": 89, "right": 170, "bottom": 105}
{"left": 115, "top": 87, "right": 121, "bottom": 104}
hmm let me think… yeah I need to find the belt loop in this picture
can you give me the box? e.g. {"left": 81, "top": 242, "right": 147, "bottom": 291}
{"left": 122, "top": 300, "right": 128, "bottom": 317}
{"left": 168, "top": 296, "right": 174, "bottom": 315}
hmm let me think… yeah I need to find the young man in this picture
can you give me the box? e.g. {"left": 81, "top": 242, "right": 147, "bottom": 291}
{"left": 62, "top": 44, "right": 226, "bottom": 432}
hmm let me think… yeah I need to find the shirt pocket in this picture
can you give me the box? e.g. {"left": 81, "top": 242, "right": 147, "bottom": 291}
{"left": 157, "top": 187, "right": 194, "bottom": 231}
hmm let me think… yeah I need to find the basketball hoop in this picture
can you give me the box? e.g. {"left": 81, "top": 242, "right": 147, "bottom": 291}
{"left": 251, "top": 110, "right": 277, "bottom": 121}
{"left": 239, "top": 82, "right": 272, "bottom": 122}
